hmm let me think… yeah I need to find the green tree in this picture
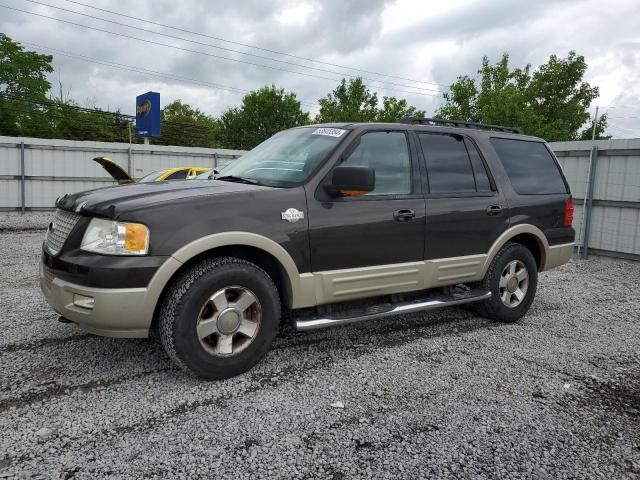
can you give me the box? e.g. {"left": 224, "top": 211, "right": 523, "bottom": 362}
{"left": 0, "top": 33, "right": 53, "bottom": 137}
{"left": 315, "top": 78, "right": 425, "bottom": 123}
{"left": 48, "top": 99, "right": 132, "bottom": 142}
{"left": 156, "top": 99, "right": 218, "bottom": 147}
{"left": 217, "top": 85, "right": 310, "bottom": 149}
{"left": 437, "top": 52, "right": 607, "bottom": 141}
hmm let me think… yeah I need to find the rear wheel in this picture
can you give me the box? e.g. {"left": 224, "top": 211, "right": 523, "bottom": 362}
{"left": 476, "top": 242, "right": 538, "bottom": 323}
{"left": 159, "top": 257, "right": 280, "bottom": 379}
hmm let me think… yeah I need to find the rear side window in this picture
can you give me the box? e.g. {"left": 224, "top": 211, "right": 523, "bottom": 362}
{"left": 418, "top": 133, "right": 492, "bottom": 194}
{"left": 490, "top": 138, "right": 567, "bottom": 195}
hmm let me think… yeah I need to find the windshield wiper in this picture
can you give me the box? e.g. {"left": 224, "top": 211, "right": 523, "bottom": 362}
{"left": 214, "top": 175, "right": 262, "bottom": 185}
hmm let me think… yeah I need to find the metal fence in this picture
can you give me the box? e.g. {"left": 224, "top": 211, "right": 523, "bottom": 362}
{"left": 0, "top": 136, "right": 246, "bottom": 213}
{"left": 550, "top": 138, "right": 640, "bottom": 261}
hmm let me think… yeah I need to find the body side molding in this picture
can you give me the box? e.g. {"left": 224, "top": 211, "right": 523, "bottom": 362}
{"left": 146, "top": 224, "right": 564, "bottom": 314}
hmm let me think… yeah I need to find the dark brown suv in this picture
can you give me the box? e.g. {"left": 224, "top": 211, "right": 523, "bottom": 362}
{"left": 40, "top": 118, "right": 575, "bottom": 379}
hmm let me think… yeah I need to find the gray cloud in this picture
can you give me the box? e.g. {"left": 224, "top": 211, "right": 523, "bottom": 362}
{"left": 1, "top": 0, "right": 639, "bottom": 136}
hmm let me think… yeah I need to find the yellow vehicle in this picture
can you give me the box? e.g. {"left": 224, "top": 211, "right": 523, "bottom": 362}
{"left": 93, "top": 157, "right": 211, "bottom": 184}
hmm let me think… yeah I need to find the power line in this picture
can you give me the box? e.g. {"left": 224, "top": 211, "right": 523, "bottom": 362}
{"left": 2, "top": 103, "right": 222, "bottom": 144}
{"left": 56, "top": 0, "right": 448, "bottom": 89}
{"left": 1, "top": 93, "right": 279, "bottom": 145}
{"left": 23, "top": 0, "right": 440, "bottom": 95}
{"left": 20, "top": 41, "right": 319, "bottom": 109}
{"left": 1, "top": 3, "right": 439, "bottom": 99}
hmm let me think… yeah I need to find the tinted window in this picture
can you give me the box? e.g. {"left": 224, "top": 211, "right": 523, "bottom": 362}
{"left": 341, "top": 131, "right": 411, "bottom": 195}
{"left": 165, "top": 170, "right": 189, "bottom": 180}
{"left": 491, "top": 138, "right": 567, "bottom": 194}
{"left": 419, "top": 133, "right": 476, "bottom": 193}
{"left": 466, "top": 139, "right": 492, "bottom": 192}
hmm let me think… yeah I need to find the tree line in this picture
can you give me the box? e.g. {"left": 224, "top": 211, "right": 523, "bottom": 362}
{"left": 0, "top": 33, "right": 607, "bottom": 150}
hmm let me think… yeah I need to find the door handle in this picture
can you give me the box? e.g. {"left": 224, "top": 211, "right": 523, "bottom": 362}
{"left": 393, "top": 209, "right": 415, "bottom": 222}
{"left": 486, "top": 205, "right": 503, "bottom": 216}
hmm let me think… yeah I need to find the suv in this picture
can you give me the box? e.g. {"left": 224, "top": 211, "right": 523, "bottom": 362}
{"left": 40, "top": 118, "right": 575, "bottom": 379}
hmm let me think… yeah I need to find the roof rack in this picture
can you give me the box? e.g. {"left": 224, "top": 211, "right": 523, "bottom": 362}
{"left": 399, "top": 117, "right": 523, "bottom": 134}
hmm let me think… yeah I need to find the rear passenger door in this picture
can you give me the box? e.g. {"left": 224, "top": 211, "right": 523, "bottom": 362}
{"left": 415, "top": 132, "right": 510, "bottom": 260}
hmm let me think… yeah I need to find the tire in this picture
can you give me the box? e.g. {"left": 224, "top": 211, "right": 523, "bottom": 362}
{"left": 159, "top": 257, "right": 281, "bottom": 380}
{"left": 475, "top": 242, "right": 538, "bottom": 323}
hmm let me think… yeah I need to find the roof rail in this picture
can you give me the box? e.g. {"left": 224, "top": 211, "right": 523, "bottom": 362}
{"left": 399, "top": 117, "right": 523, "bottom": 134}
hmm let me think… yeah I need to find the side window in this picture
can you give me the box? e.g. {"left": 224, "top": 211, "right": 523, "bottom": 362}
{"left": 465, "top": 139, "right": 492, "bottom": 193}
{"left": 165, "top": 169, "right": 189, "bottom": 180}
{"left": 419, "top": 133, "right": 478, "bottom": 194}
{"left": 490, "top": 138, "right": 567, "bottom": 195}
{"left": 341, "top": 131, "right": 411, "bottom": 195}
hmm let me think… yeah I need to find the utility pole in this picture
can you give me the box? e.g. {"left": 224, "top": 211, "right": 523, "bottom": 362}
{"left": 577, "top": 106, "right": 598, "bottom": 258}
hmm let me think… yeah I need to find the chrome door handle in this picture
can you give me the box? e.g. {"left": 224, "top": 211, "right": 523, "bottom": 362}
{"left": 393, "top": 209, "right": 415, "bottom": 222}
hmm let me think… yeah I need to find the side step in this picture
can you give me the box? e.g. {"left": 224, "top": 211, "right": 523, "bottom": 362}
{"left": 294, "top": 289, "right": 491, "bottom": 331}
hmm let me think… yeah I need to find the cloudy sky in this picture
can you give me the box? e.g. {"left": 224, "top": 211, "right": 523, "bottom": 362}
{"left": 1, "top": 0, "right": 639, "bottom": 137}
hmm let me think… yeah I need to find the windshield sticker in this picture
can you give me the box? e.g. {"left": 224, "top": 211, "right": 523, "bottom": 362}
{"left": 312, "top": 127, "right": 346, "bottom": 138}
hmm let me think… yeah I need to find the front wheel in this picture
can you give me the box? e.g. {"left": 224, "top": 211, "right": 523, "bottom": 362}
{"left": 476, "top": 242, "right": 538, "bottom": 323}
{"left": 159, "top": 257, "right": 281, "bottom": 379}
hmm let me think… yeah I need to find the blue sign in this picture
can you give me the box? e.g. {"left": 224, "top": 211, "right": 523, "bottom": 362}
{"left": 135, "top": 91, "right": 160, "bottom": 137}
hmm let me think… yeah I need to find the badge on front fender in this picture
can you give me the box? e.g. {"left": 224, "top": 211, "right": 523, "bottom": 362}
{"left": 281, "top": 208, "right": 304, "bottom": 223}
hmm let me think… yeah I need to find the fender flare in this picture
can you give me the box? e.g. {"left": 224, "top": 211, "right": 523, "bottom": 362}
{"left": 144, "top": 232, "right": 309, "bottom": 314}
{"left": 481, "top": 224, "right": 550, "bottom": 275}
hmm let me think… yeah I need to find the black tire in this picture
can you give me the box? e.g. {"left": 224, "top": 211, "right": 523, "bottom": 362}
{"left": 159, "top": 257, "right": 281, "bottom": 380}
{"left": 475, "top": 242, "right": 538, "bottom": 323}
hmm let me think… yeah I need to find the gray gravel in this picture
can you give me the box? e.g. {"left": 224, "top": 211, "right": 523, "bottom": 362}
{"left": 1, "top": 227, "right": 639, "bottom": 479}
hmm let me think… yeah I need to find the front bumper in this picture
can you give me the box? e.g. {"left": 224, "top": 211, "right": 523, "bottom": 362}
{"left": 39, "top": 261, "right": 152, "bottom": 338}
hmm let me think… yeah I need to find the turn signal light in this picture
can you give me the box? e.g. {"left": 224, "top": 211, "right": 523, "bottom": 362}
{"left": 124, "top": 223, "right": 150, "bottom": 252}
{"left": 563, "top": 197, "right": 574, "bottom": 227}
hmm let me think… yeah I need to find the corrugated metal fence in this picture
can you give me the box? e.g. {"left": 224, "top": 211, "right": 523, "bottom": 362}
{"left": 550, "top": 138, "right": 640, "bottom": 260}
{"left": 0, "top": 136, "right": 245, "bottom": 213}
{"left": 0, "top": 136, "right": 638, "bottom": 260}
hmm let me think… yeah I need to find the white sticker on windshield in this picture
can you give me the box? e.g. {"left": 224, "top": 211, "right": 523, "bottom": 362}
{"left": 312, "top": 127, "right": 346, "bottom": 138}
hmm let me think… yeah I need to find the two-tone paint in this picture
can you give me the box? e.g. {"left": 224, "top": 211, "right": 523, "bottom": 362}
{"left": 40, "top": 122, "right": 575, "bottom": 337}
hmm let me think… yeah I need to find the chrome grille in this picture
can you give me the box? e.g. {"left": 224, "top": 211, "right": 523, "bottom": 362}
{"left": 46, "top": 209, "right": 81, "bottom": 255}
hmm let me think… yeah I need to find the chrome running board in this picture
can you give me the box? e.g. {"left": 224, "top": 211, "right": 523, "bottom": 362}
{"left": 294, "top": 289, "right": 492, "bottom": 331}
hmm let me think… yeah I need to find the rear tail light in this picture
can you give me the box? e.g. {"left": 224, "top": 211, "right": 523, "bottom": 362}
{"left": 563, "top": 197, "right": 574, "bottom": 227}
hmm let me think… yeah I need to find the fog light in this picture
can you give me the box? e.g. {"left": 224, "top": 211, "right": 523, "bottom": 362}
{"left": 73, "top": 294, "right": 95, "bottom": 310}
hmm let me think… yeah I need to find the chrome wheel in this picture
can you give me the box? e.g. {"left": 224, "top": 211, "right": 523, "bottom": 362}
{"left": 499, "top": 260, "right": 529, "bottom": 308}
{"left": 196, "top": 286, "right": 262, "bottom": 357}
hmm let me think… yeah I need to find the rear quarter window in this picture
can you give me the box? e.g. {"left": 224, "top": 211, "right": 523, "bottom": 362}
{"left": 490, "top": 138, "right": 567, "bottom": 195}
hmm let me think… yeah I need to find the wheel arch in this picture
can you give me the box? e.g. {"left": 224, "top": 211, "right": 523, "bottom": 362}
{"left": 145, "top": 232, "right": 313, "bottom": 330}
{"left": 482, "top": 224, "right": 549, "bottom": 276}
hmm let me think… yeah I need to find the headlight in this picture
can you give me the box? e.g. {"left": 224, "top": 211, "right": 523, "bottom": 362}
{"left": 81, "top": 218, "right": 149, "bottom": 255}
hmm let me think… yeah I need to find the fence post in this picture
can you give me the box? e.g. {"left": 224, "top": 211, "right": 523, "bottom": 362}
{"left": 20, "top": 141, "right": 26, "bottom": 215}
{"left": 127, "top": 144, "right": 132, "bottom": 176}
{"left": 580, "top": 146, "right": 598, "bottom": 259}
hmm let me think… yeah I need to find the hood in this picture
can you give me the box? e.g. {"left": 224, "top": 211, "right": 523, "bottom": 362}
{"left": 93, "top": 156, "right": 135, "bottom": 184}
{"left": 56, "top": 180, "right": 270, "bottom": 218}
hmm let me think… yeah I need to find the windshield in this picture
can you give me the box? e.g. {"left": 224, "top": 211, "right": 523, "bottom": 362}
{"left": 195, "top": 169, "right": 214, "bottom": 179}
{"left": 219, "top": 127, "right": 348, "bottom": 186}
{"left": 138, "top": 170, "right": 163, "bottom": 183}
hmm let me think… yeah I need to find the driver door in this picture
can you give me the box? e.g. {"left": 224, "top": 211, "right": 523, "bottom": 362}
{"left": 306, "top": 129, "right": 426, "bottom": 302}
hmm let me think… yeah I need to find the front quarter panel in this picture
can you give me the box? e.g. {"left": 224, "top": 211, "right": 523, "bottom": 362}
{"left": 130, "top": 186, "right": 311, "bottom": 273}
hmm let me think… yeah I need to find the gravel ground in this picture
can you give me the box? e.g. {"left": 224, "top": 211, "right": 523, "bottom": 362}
{"left": 1, "top": 226, "right": 639, "bottom": 479}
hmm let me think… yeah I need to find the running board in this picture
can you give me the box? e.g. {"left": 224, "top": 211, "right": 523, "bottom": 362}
{"left": 294, "top": 289, "right": 492, "bottom": 331}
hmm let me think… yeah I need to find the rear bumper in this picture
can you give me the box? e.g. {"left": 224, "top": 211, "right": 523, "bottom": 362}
{"left": 39, "top": 261, "right": 151, "bottom": 338}
{"left": 543, "top": 242, "right": 574, "bottom": 271}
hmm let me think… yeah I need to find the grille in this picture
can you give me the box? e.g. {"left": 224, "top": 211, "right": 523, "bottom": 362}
{"left": 46, "top": 209, "right": 81, "bottom": 255}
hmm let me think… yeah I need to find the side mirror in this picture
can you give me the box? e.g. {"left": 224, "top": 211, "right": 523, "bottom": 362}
{"left": 324, "top": 166, "right": 375, "bottom": 197}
